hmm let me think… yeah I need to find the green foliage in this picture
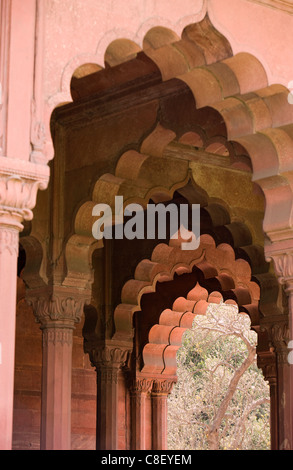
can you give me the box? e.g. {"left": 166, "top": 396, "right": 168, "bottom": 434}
{"left": 167, "top": 303, "right": 270, "bottom": 450}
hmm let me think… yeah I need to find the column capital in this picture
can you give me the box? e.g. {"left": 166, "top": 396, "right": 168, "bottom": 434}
{"left": 0, "top": 156, "right": 49, "bottom": 229}
{"left": 27, "top": 285, "right": 91, "bottom": 329}
{"left": 265, "top": 241, "right": 293, "bottom": 287}
{"left": 89, "top": 341, "right": 131, "bottom": 371}
{"left": 151, "top": 377, "right": 177, "bottom": 396}
{"left": 130, "top": 376, "right": 154, "bottom": 395}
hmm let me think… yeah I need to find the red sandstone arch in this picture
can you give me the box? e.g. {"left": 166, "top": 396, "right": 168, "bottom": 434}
{"left": 112, "top": 233, "right": 261, "bottom": 346}
{"left": 47, "top": 14, "right": 293, "bottom": 450}
{"left": 55, "top": 14, "right": 293, "bottom": 295}
{"left": 118, "top": 233, "right": 274, "bottom": 450}
{"left": 141, "top": 284, "right": 241, "bottom": 376}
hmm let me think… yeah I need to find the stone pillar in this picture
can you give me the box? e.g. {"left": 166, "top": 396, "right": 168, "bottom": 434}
{"left": 271, "top": 322, "right": 291, "bottom": 450}
{"left": 0, "top": 159, "right": 48, "bottom": 450}
{"left": 266, "top": 246, "right": 293, "bottom": 450}
{"left": 90, "top": 342, "right": 130, "bottom": 450}
{"left": 28, "top": 287, "right": 88, "bottom": 450}
{"left": 0, "top": 217, "right": 21, "bottom": 450}
{"left": 257, "top": 349, "right": 278, "bottom": 450}
{"left": 151, "top": 379, "right": 175, "bottom": 450}
{"left": 130, "top": 377, "right": 153, "bottom": 450}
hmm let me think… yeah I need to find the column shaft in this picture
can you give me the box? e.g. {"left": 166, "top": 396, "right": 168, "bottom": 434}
{"left": 0, "top": 224, "right": 19, "bottom": 449}
{"left": 150, "top": 379, "right": 175, "bottom": 450}
{"left": 96, "top": 365, "right": 120, "bottom": 450}
{"left": 40, "top": 327, "right": 74, "bottom": 450}
{"left": 130, "top": 377, "right": 153, "bottom": 450}
{"left": 151, "top": 393, "right": 168, "bottom": 450}
{"left": 28, "top": 287, "right": 88, "bottom": 450}
{"left": 91, "top": 343, "right": 130, "bottom": 450}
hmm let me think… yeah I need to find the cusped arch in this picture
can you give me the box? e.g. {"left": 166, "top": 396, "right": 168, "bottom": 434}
{"left": 54, "top": 13, "right": 293, "bottom": 311}
{"left": 112, "top": 233, "right": 261, "bottom": 345}
{"left": 141, "top": 284, "right": 245, "bottom": 376}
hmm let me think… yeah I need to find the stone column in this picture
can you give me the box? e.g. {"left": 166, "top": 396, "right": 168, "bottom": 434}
{"left": 0, "top": 216, "right": 21, "bottom": 450}
{"left": 28, "top": 286, "right": 88, "bottom": 450}
{"left": 90, "top": 342, "right": 130, "bottom": 450}
{"left": 0, "top": 159, "right": 48, "bottom": 450}
{"left": 257, "top": 349, "right": 278, "bottom": 450}
{"left": 130, "top": 377, "right": 153, "bottom": 450}
{"left": 266, "top": 246, "right": 293, "bottom": 450}
{"left": 271, "top": 321, "right": 291, "bottom": 450}
{"left": 151, "top": 379, "right": 175, "bottom": 450}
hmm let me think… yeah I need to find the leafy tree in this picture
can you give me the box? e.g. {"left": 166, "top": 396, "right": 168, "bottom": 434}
{"left": 167, "top": 303, "right": 270, "bottom": 450}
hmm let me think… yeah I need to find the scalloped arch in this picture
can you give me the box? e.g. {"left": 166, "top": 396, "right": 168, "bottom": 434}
{"left": 53, "top": 14, "right": 293, "bottom": 301}
{"left": 141, "top": 285, "right": 246, "bottom": 376}
{"left": 112, "top": 233, "right": 261, "bottom": 344}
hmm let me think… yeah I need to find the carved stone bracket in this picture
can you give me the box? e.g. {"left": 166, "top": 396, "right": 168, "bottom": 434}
{"left": 261, "top": 320, "right": 290, "bottom": 364}
{"left": 257, "top": 350, "right": 277, "bottom": 384}
{"left": 271, "top": 322, "right": 290, "bottom": 364}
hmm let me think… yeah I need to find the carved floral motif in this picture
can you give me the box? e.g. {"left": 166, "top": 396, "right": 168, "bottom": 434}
{"left": 42, "top": 328, "right": 73, "bottom": 346}
{"left": 270, "top": 252, "right": 293, "bottom": 284}
{"left": 91, "top": 345, "right": 130, "bottom": 368}
{"left": 28, "top": 290, "right": 89, "bottom": 328}
{"left": 130, "top": 377, "right": 154, "bottom": 394}
{"left": 151, "top": 378, "right": 176, "bottom": 395}
{"left": 0, "top": 226, "right": 19, "bottom": 255}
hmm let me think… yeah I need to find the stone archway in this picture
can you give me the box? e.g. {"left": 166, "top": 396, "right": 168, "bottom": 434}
{"left": 165, "top": 293, "right": 270, "bottom": 451}
{"left": 84, "top": 231, "right": 278, "bottom": 450}
{"left": 21, "top": 14, "right": 293, "bottom": 450}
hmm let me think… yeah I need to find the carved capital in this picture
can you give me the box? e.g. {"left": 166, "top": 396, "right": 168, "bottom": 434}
{"left": 270, "top": 252, "right": 293, "bottom": 286}
{"left": 27, "top": 286, "right": 90, "bottom": 328}
{"left": 90, "top": 342, "right": 130, "bottom": 371}
{"left": 151, "top": 378, "right": 176, "bottom": 396}
{"left": 130, "top": 377, "right": 154, "bottom": 395}
{"left": 265, "top": 242, "right": 293, "bottom": 289}
{"left": 0, "top": 156, "right": 49, "bottom": 229}
{"left": 0, "top": 225, "right": 19, "bottom": 256}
